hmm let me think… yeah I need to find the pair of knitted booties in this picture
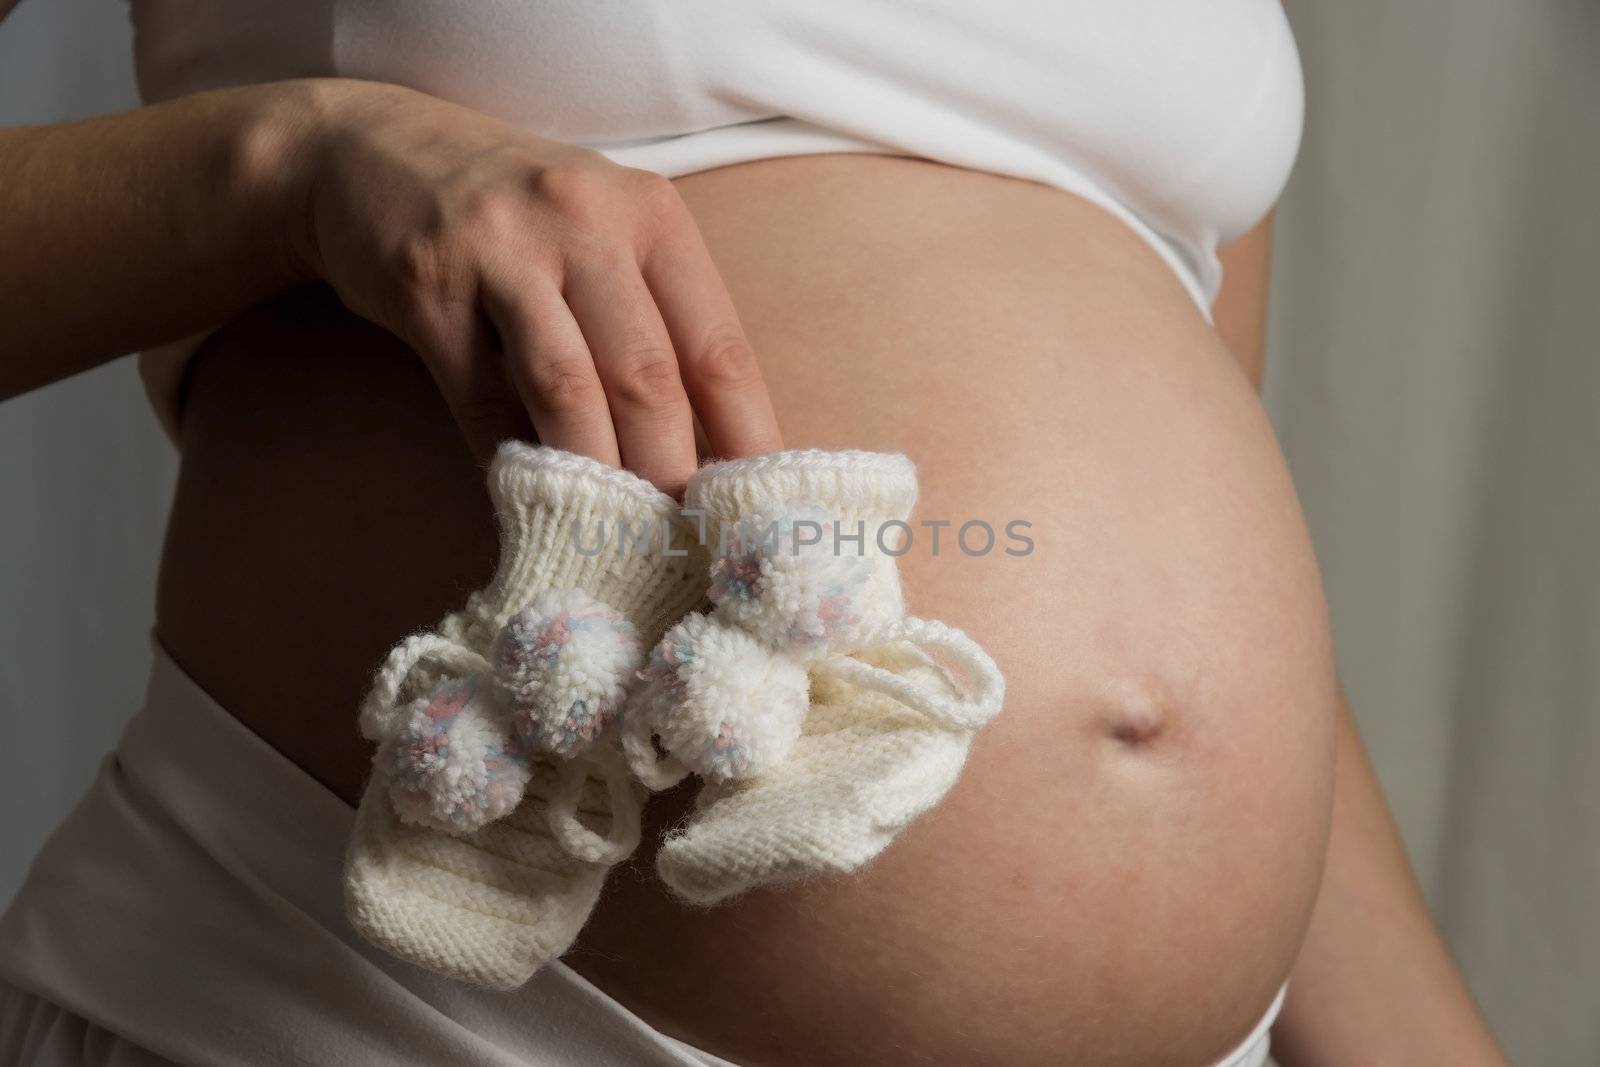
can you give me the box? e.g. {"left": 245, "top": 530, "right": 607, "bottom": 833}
{"left": 345, "top": 442, "right": 1004, "bottom": 990}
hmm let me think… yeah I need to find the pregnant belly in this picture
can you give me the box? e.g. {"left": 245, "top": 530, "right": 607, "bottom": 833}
{"left": 156, "top": 154, "right": 1336, "bottom": 1066}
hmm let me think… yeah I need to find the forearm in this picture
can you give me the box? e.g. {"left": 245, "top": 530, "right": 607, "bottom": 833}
{"left": 0, "top": 82, "right": 316, "bottom": 398}
{"left": 1273, "top": 690, "right": 1509, "bottom": 1066}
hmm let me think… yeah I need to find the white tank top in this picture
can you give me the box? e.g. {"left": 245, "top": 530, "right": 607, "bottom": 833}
{"left": 128, "top": 1, "right": 1303, "bottom": 434}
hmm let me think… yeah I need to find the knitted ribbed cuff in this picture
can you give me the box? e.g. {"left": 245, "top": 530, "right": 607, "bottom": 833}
{"left": 688, "top": 449, "right": 919, "bottom": 533}
{"left": 463, "top": 443, "right": 708, "bottom": 649}
{"left": 686, "top": 449, "right": 918, "bottom": 630}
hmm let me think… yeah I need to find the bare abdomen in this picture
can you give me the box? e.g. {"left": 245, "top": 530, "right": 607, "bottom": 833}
{"left": 158, "top": 154, "right": 1336, "bottom": 1066}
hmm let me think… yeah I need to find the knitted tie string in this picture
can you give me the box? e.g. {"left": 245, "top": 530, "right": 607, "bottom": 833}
{"left": 545, "top": 739, "right": 644, "bottom": 865}
{"left": 361, "top": 627, "right": 644, "bottom": 866}
{"left": 623, "top": 616, "right": 1004, "bottom": 789}
{"left": 622, "top": 710, "right": 694, "bottom": 791}
{"left": 359, "top": 633, "right": 491, "bottom": 742}
{"left": 812, "top": 617, "right": 1006, "bottom": 733}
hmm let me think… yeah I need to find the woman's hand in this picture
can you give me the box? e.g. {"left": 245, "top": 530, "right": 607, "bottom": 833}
{"left": 288, "top": 79, "right": 780, "bottom": 490}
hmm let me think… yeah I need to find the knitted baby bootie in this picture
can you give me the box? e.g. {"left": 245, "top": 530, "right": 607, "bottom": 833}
{"left": 623, "top": 449, "right": 1005, "bottom": 905}
{"left": 345, "top": 442, "right": 706, "bottom": 989}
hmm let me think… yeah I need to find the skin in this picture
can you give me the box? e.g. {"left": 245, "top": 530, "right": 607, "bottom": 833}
{"left": 569, "top": 157, "right": 1335, "bottom": 1065}
{"left": 158, "top": 156, "right": 1332, "bottom": 1066}
{"left": 0, "top": 79, "right": 781, "bottom": 489}
{"left": 0, "top": 53, "right": 1508, "bottom": 1067}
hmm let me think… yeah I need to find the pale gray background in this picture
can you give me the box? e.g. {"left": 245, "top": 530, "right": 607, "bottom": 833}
{"left": 1, "top": 2, "right": 1595, "bottom": 1065}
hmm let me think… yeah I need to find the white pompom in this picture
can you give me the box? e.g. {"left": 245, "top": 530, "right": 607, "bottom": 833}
{"left": 491, "top": 588, "right": 642, "bottom": 759}
{"left": 630, "top": 612, "right": 810, "bottom": 782}
{"left": 378, "top": 677, "right": 530, "bottom": 833}
{"left": 708, "top": 506, "right": 871, "bottom": 655}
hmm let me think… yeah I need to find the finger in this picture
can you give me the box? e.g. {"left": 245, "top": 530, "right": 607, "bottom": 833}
{"left": 641, "top": 215, "right": 782, "bottom": 459}
{"left": 482, "top": 274, "right": 621, "bottom": 466}
{"left": 403, "top": 302, "right": 531, "bottom": 464}
{"left": 563, "top": 254, "right": 698, "bottom": 494}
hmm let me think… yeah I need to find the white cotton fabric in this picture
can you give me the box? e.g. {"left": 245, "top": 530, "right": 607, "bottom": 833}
{"left": 126, "top": 0, "right": 1304, "bottom": 436}
{"left": 0, "top": 643, "right": 1281, "bottom": 1065}
{"left": 0, "top": 642, "right": 728, "bottom": 1067}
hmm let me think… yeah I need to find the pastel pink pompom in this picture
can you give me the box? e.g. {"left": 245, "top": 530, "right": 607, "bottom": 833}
{"left": 379, "top": 677, "right": 530, "bottom": 833}
{"left": 708, "top": 506, "right": 871, "bottom": 656}
{"left": 492, "top": 588, "right": 642, "bottom": 758}
{"left": 628, "top": 612, "right": 809, "bottom": 782}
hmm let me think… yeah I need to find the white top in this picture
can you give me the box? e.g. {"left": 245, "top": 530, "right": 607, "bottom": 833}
{"left": 128, "top": 1, "right": 1303, "bottom": 433}
{"left": 0, "top": 642, "right": 733, "bottom": 1066}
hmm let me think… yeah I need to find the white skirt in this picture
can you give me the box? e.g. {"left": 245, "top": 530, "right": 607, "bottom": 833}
{"left": 0, "top": 642, "right": 1281, "bottom": 1066}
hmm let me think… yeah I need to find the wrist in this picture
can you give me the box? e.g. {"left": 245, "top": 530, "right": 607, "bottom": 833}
{"left": 222, "top": 78, "right": 353, "bottom": 286}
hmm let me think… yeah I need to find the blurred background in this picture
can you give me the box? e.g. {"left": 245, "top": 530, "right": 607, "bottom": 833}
{"left": 1, "top": 2, "right": 1595, "bottom": 1064}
